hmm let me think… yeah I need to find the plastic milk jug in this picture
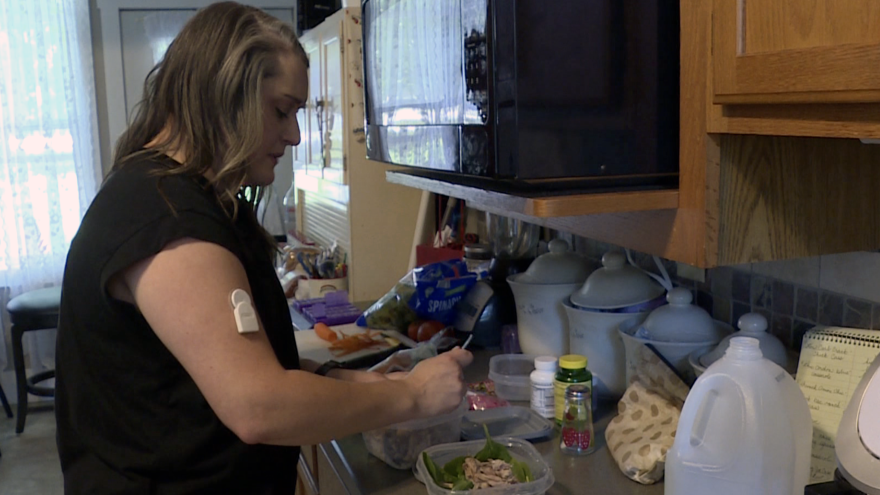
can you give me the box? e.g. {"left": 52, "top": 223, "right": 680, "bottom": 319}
{"left": 665, "top": 337, "right": 811, "bottom": 495}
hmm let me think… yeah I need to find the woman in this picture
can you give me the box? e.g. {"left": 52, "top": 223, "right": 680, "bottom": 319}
{"left": 55, "top": 3, "right": 472, "bottom": 493}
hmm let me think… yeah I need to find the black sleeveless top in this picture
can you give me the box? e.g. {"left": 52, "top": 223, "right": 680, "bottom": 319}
{"left": 56, "top": 156, "right": 300, "bottom": 494}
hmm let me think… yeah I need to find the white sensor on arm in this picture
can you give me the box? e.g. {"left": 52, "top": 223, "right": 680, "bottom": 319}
{"left": 230, "top": 289, "right": 259, "bottom": 334}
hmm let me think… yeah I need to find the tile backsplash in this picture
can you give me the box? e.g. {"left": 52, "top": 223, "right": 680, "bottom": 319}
{"left": 571, "top": 236, "right": 880, "bottom": 354}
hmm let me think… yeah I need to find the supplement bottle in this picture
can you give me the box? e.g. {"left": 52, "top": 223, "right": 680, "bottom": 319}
{"left": 553, "top": 354, "right": 591, "bottom": 426}
{"left": 530, "top": 356, "right": 558, "bottom": 419}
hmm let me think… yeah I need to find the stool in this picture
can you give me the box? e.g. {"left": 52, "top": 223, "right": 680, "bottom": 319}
{"left": 7, "top": 286, "right": 61, "bottom": 434}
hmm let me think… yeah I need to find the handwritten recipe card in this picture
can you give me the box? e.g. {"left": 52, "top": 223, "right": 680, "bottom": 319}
{"left": 795, "top": 326, "right": 880, "bottom": 484}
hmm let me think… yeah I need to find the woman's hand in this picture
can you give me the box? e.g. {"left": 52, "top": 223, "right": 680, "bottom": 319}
{"left": 403, "top": 347, "right": 473, "bottom": 417}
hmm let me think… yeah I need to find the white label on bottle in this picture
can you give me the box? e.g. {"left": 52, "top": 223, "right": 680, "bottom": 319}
{"left": 531, "top": 383, "right": 555, "bottom": 419}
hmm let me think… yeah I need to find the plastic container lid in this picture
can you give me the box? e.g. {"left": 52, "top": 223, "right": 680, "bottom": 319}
{"left": 514, "top": 239, "right": 591, "bottom": 284}
{"left": 569, "top": 251, "right": 665, "bottom": 309}
{"left": 701, "top": 312, "right": 788, "bottom": 368}
{"left": 559, "top": 354, "right": 587, "bottom": 370}
{"left": 460, "top": 406, "right": 554, "bottom": 441}
{"left": 640, "top": 288, "right": 718, "bottom": 343}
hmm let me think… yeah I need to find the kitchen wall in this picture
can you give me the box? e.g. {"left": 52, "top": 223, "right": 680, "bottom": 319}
{"left": 573, "top": 237, "right": 880, "bottom": 353}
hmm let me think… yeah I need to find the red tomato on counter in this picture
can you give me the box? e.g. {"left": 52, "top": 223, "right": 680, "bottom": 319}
{"left": 416, "top": 320, "right": 446, "bottom": 342}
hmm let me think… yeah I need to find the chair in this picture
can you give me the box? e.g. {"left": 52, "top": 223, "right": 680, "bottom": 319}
{"left": 7, "top": 286, "right": 61, "bottom": 434}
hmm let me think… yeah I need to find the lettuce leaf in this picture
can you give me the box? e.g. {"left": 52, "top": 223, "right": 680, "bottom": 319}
{"left": 422, "top": 424, "right": 533, "bottom": 489}
{"left": 474, "top": 425, "right": 512, "bottom": 462}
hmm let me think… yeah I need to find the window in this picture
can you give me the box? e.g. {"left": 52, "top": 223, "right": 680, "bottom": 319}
{"left": 0, "top": 0, "right": 101, "bottom": 290}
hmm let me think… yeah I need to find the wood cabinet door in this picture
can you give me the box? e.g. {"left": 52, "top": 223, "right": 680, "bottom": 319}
{"left": 713, "top": 0, "right": 880, "bottom": 104}
{"left": 321, "top": 18, "right": 347, "bottom": 184}
{"left": 301, "top": 31, "right": 325, "bottom": 178}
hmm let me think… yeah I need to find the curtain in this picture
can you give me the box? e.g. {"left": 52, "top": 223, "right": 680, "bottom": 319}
{"left": 364, "top": 0, "right": 463, "bottom": 169}
{"left": 0, "top": 0, "right": 101, "bottom": 373}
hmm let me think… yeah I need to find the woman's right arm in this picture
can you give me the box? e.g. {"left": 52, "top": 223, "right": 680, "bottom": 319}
{"left": 118, "top": 237, "right": 472, "bottom": 447}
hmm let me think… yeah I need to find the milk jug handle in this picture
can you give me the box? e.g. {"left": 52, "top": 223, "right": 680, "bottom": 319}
{"left": 624, "top": 249, "right": 674, "bottom": 292}
{"left": 682, "top": 374, "right": 744, "bottom": 464}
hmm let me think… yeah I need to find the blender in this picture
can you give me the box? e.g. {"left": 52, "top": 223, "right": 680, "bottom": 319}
{"left": 454, "top": 213, "right": 539, "bottom": 348}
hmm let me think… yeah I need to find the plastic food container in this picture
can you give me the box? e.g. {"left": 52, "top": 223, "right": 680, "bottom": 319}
{"left": 414, "top": 437, "right": 555, "bottom": 495}
{"left": 460, "top": 406, "right": 553, "bottom": 441}
{"left": 362, "top": 400, "right": 467, "bottom": 470}
{"left": 489, "top": 354, "right": 536, "bottom": 402}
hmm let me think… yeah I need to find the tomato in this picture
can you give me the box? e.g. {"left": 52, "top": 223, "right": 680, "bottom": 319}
{"left": 417, "top": 320, "right": 447, "bottom": 342}
{"left": 407, "top": 320, "right": 424, "bottom": 341}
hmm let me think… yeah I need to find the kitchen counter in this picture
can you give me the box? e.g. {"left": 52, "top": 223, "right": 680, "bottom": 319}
{"left": 314, "top": 349, "right": 665, "bottom": 495}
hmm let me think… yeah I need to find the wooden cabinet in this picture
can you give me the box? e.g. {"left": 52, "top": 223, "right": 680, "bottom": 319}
{"left": 388, "top": 0, "right": 880, "bottom": 269}
{"left": 295, "top": 8, "right": 363, "bottom": 184}
{"left": 713, "top": 0, "right": 880, "bottom": 105}
{"left": 294, "top": 444, "right": 349, "bottom": 495}
{"left": 295, "top": 446, "right": 319, "bottom": 495}
{"left": 294, "top": 7, "right": 424, "bottom": 302}
{"left": 708, "top": 0, "right": 880, "bottom": 138}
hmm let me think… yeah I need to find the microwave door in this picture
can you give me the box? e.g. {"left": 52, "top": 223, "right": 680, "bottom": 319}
{"left": 363, "top": 0, "right": 491, "bottom": 175}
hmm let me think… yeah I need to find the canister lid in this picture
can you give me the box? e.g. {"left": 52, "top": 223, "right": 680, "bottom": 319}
{"left": 640, "top": 288, "right": 717, "bottom": 343}
{"left": 569, "top": 252, "right": 665, "bottom": 309}
{"left": 513, "top": 239, "right": 591, "bottom": 284}
{"left": 700, "top": 312, "right": 788, "bottom": 367}
{"left": 559, "top": 354, "right": 587, "bottom": 370}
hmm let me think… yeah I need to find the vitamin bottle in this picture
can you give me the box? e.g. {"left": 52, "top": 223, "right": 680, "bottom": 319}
{"left": 530, "top": 356, "right": 558, "bottom": 419}
{"left": 553, "top": 354, "right": 591, "bottom": 426}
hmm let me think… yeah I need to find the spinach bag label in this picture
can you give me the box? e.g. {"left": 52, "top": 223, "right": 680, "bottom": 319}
{"left": 411, "top": 260, "right": 478, "bottom": 324}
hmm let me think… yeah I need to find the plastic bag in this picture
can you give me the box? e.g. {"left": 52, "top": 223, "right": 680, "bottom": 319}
{"left": 368, "top": 329, "right": 458, "bottom": 374}
{"left": 356, "top": 260, "right": 478, "bottom": 332}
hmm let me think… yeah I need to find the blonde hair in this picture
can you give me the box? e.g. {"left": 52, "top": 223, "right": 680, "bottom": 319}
{"left": 112, "top": 1, "right": 307, "bottom": 219}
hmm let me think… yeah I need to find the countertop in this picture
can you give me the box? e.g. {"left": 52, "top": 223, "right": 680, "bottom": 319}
{"left": 315, "top": 348, "right": 665, "bottom": 495}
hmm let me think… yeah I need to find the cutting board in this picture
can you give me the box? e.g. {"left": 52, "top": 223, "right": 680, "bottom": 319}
{"left": 294, "top": 323, "right": 399, "bottom": 368}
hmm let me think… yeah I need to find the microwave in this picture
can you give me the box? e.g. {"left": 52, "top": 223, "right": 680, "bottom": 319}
{"left": 361, "top": 0, "right": 680, "bottom": 191}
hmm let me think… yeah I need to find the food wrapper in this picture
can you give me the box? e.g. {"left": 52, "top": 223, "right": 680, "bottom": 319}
{"left": 605, "top": 344, "right": 689, "bottom": 485}
{"left": 356, "top": 260, "right": 478, "bottom": 332}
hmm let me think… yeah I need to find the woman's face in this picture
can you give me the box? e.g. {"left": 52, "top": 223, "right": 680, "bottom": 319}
{"left": 246, "top": 51, "right": 309, "bottom": 186}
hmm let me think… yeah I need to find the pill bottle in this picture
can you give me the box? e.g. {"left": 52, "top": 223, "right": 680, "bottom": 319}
{"left": 530, "top": 356, "right": 558, "bottom": 419}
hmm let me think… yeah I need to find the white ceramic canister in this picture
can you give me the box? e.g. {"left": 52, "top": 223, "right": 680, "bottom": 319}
{"left": 563, "top": 301, "right": 648, "bottom": 399}
{"left": 507, "top": 239, "right": 591, "bottom": 357}
{"left": 665, "top": 337, "right": 812, "bottom": 495}
{"left": 618, "top": 315, "right": 730, "bottom": 386}
{"left": 563, "top": 251, "right": 665, "bottom": 400}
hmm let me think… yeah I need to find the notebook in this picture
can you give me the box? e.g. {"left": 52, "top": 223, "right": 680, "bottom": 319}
{"left": 796, "top": 326, "right": 880, "bottom": 484}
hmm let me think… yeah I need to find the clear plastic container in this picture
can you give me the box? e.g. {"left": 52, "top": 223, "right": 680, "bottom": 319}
{"left": 415, "top": 437, "right": 555, "bottom": 495}
{"left": 488, "top": 354, "right": 536, "bottom": 402}
{"left": 362, "top": 400, "right": 467, "bottom": 470}
{"left": 665, "top": 337, "right": 812, "bottom": 495}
